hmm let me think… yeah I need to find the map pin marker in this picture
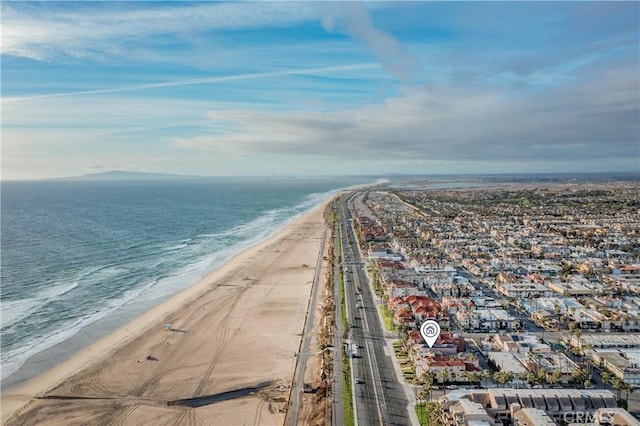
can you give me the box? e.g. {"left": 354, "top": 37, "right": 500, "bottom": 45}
{"left": 420, "top": 320, "right": 441, "bottom": 348}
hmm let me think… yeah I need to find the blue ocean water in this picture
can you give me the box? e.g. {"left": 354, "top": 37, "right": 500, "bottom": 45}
{"left": 1, "top": 176, "right": 370, "bottom": 384}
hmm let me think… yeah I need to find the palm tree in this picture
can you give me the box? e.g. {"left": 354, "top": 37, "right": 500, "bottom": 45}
{"left": 463, "top": 371, "right": 472, "bottom": 387}
{"left": 518, "top": 371, "right": 529, "bottom": 384}
{"left": 575, "top": 329, "right": 582, "bottom": 350}
{"left": 481, "top": 369, "right": 491, "bottom": 388}
{"left": 425, "top": 380, "right": 434, "bottom": 403}
{"left": 492, "top": 371, "right": 501, "bottom": 388}
{"left": 470, "top": 371, "right": 482, "bottom": 389}
{"left": 401, "top": 331, "right": 410, "bottom": 348}
{"left": 622, "top": 382, "right": 634, "bottom": 407}
{"left": 420, "top": 370, "right": 434, "bottom": 386}
{"left": 612, "top": 377, "right": 624, "bottom": 400}
{"left": 548, "top": 370, "right": 562, "bottom": 387}
{"left": 493, "top": 371, "right": 509, "bottom": 388}
{"left": 416, "top": 385, "right": 430, "bottom": 426}
{"left": 440, "top": 368, "right": 451, "bottom": 395}
{"left": 537, "top": 368, "right": 548, "bottom": 388}
{"left": 418, "top": 384, "right": 430, "bottom": 403}
{"left": 601, "top": 371, "right": 611, "bottom": 390}
{"left": 571, "top": 367, "right": 588, "bottom": 385}
{"left": 417, "top": 386, "right": 430, "bottom": 401}
{"left": 504, "top": 371, "right": 515, "bottom": 387}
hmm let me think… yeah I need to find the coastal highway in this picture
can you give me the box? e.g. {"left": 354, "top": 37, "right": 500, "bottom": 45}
{"left": 338, "top": 193, "right": 409, "bottom": 426}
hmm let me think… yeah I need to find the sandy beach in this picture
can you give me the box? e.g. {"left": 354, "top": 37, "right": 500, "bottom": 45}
{"left": 2, "top": 201, "right": 331, "bottom": 425}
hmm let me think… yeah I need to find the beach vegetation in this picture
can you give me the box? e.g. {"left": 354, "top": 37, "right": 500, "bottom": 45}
{"left": 326, "top": 209, "right": 338, "bottom": 224}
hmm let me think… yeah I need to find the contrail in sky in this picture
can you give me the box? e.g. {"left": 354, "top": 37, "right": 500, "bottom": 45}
{"left": 5, "top": 63, "right": 380, "bottom": 102}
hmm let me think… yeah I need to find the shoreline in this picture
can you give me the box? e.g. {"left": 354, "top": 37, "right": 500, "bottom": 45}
{"left": 2, "top": 198, "right": 334, "bottom": 425}
{"left": 1, "top": 195, "right": 331, "bottom": 391}
{"left": 1, "top": 289, "right": 186, "bottom": 392}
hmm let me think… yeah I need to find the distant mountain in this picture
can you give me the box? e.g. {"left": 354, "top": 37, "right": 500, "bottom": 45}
{"left": 57, "top": 171, "right": 202, "bottom": 181}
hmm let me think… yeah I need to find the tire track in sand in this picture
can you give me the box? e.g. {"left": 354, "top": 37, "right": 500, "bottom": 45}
{"left": 192, "top": 284, "right": 250, "bottom": 397}
{"left": 129, "top": 285, "right": 241, "bottom": 398}
{"left": 253, "top": 394, "right": 266, "bottom": 426}
{"left": 169, "top": 406, "right": 201, "bottom": 426}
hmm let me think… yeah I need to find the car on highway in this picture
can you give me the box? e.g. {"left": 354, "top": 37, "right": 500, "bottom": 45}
{"left": 355, "top": 378, "right": 364, "bottom": 384}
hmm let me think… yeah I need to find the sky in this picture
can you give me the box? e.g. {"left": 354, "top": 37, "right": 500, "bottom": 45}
{"left": 2, "top": 1, "right": 639, "bottom": 179}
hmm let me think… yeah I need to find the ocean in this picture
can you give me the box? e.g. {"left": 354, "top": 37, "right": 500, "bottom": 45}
{"left": 0, "top": 176, "right": 371, "bottom": 388}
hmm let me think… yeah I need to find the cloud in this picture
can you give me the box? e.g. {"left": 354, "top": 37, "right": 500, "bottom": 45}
{"left": 4, "top": 63, "right": 379, "bottom": 102}
{"left": 1, "top": 2, "right": 325, "bottom": 61}
{"left": 3, "top": 1, "right": 637, "bottom": 178}
{"left": 174, "top": 64, "right": 639, "bottom": 166}
{"left": 322, "top": 2, "right": 421, "bottom": 84}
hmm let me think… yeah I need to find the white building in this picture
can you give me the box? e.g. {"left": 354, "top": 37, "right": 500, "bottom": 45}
{"left": 495, "top": 282, "right": 553, "bottom": 298}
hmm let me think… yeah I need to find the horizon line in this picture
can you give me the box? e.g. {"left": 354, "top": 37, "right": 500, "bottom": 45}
{"left": 2, "top": 170, "right": 639, "bottom": 182}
